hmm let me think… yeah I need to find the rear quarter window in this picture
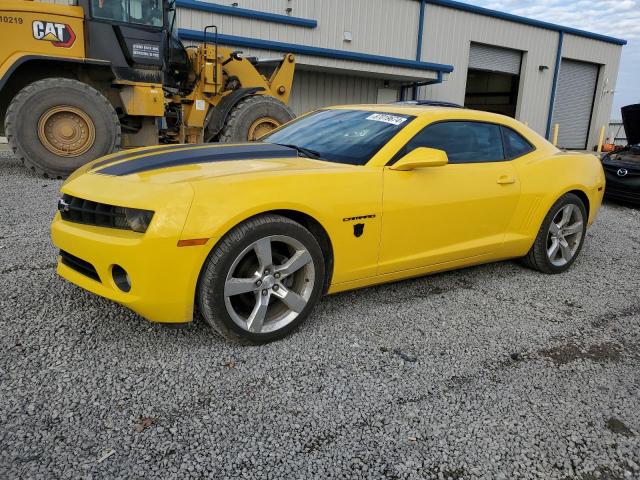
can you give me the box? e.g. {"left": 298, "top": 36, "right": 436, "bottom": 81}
{"left": 502, "top": 127, "right": 535, "bottom": 159}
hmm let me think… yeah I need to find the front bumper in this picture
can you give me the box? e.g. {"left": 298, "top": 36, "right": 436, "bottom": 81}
{"left": 604, "top": 186, "right": 640, "bottom": 205}
{"left": 603, "top": 175, "right": 640, "bottom": 205}
{"left": 51, "top": 213, "right": 211, "bottom": 324}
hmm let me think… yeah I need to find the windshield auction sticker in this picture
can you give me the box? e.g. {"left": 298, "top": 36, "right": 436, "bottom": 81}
{"left": 366, "top": 113, "right": 408, "bottom": 126}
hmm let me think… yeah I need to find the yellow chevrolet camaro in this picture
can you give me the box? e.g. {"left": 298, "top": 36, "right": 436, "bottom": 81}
{"left": 51, "top": 105, "right": 605, "bottom": 342}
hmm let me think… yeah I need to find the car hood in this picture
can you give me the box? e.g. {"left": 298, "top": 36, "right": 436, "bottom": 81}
{"left": 621, "top": 104, "right": 640, "bottom": 146}
{"left": 74, "top": 143, "right": 343, "bottom": 185}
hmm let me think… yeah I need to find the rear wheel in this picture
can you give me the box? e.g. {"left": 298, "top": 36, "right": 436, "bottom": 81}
{"left": 5, "top": 78, "right": 121, "bottom": 178}
{"left": 521, "top": 193, "right": 587, "bottom": 274}
{"left": 218, "top": 95, "right": 295, "bottom": 143}
{"left": 197, "top": 214, "right": 325, "bottom": 343}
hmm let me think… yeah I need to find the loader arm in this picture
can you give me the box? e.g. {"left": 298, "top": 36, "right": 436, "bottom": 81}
{"left": 178, "top": 45, "right": 296, "bottom": 143}
{"left": 221, "top": 52, "right": 295, "bottom": 104}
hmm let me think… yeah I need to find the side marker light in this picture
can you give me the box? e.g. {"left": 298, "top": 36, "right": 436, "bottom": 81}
{"left": 177, "top": 238, "right": 210, "bottom": 247}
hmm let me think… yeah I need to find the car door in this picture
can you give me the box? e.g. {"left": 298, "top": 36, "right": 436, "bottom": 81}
{"left": 378, "top": 120, "right": 521, "bottom": 274}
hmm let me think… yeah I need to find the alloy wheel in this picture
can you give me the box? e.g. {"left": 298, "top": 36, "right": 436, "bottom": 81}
{"left": 546, "top": 203, "right": 584, "bottom": 267}
{"left": 223, "top": 235, "right": 315, "bottom": 334}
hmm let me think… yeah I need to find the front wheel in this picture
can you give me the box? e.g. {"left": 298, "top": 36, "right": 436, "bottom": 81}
{"left": 197, "top": 214, "right": 325, "bottom": 343}
{"left": 5, "top": 78, "right": 121, "bottom": 178}
{"left": 521, "top": 193, "right": 587, "bottom": 274}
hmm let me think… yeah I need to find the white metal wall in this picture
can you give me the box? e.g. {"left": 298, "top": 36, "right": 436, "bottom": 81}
{"left": 417, "top": 4, "right": 559, "bottom": 135}
{"left": 289, "top": 70, "right": 396, "bottom": 115}
{"left": 197, "top": 0, "right": 418, "bottom": 58}
{"left": 417, "top": 3, "right": 622, "bottom": 148}
{"left": 176, "top": 0, "right": 437, "bottom": 81}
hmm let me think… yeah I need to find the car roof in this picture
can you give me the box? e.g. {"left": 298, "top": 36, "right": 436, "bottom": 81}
{"left": 327, "top": 103, "right": 516, "bottom": 124}
{"left": 324, "top": 104, "right": 554, "bottom": 152}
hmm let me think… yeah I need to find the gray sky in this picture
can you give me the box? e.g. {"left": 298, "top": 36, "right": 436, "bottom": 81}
{"left": 475, "top": 0, "right": 639, "bottom": 119}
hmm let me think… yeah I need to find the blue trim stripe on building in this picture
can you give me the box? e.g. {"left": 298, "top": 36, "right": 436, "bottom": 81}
{"left": 178, "top": 29, "right": 455, "bottom": 74}
{"left": 176, "top": 0, "right": 626, "bottom": 46}
{"left": 425, "top": 0, "right": 626, "bottom": 46}
{"left": 175, "top": 0, "right": 317, "bottom": 28}
{"left": 546, "top": 32, "right": 564, "bottom": 139}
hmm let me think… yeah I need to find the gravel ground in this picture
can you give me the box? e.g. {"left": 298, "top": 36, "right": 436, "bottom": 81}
{"left": 1, "top": 149, "right": 639, "bottom": 480}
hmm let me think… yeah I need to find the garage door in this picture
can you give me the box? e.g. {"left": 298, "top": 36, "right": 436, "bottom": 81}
{"left": 468, "top": 43, "right": 522, "bottom": 75}
{"left": 551, "top": 59, "right": 599, "bottom": 149}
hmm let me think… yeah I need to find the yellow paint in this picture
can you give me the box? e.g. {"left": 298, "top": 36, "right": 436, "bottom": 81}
{"left": 51, "top": 105, "right": 605, "bottom": 323}
{"left": 0, "top": 1, "right": 85, "bottom": 81}
{"left": 552, "top": 123, "right": 560, "bottom": 146}
{"left": 118, "top": 84, "right": 165, "bottom": 117}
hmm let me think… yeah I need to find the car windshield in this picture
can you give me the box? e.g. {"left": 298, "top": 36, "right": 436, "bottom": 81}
{"left": 262, "top": 109, "right": 415, "bottom": 165}
{"left": 92, "top": 0, "right": 164, "bottom": 27}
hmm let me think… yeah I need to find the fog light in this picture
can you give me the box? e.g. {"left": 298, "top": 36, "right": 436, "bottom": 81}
{"left": 112, "top": 265, "right": 131, "bottom": 292}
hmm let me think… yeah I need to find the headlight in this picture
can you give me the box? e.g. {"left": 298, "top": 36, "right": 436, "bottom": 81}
{"left": 113, "top": 207, "right": 155, "bottom": 233}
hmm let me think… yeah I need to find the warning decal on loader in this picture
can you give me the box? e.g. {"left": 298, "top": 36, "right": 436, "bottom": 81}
{"left": 132, "top": 44, "right": 160, "bottom": 60}
{"left": 32, "top": 21, "right": 76, "bottom": 48}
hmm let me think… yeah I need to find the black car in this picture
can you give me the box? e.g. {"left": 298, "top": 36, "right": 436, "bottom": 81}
{"left": 602, "top": 104, "right": 640, "bottom": 205}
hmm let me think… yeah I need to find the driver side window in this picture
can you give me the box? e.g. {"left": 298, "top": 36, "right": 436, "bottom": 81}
{"left": 396, "top": 121, "right": 506, "bottom": 164}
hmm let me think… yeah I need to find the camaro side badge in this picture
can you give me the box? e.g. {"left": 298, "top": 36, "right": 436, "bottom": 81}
{"left": 343, "top": 214, "right": 375, "bottom": 238}
{"left": 32, "top": 21, "right": 76, "bottom": 48}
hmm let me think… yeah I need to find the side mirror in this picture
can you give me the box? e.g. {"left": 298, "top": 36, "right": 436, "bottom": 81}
{"left": 389, "top": 147, "right": 448, "bottom": 171}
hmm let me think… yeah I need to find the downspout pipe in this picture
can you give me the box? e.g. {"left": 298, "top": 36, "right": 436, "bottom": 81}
{"left": 546, "top": 31, "right": 564, "bottom": 139}
{"left": 401, "top": 71, "right": 443, "bottom": 101}
{"left": 413, "top": 0, "right": 427, "bottom": 100}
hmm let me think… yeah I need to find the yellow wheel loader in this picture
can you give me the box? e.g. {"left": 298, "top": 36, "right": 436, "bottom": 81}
{"left": 0, "top": 0, "right": 296, "bottom": 177}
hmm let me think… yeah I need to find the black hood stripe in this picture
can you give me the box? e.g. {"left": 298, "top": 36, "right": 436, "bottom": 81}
{"left": 96, "top": 144, "right": 298, "bottom": 176}
{"left": 91, "top": 144, "right": 197, "bottom": 170}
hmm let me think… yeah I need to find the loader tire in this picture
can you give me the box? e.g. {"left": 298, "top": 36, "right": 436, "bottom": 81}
{"left": 219, "top": 95, "right": 295, "bottom": 143}
{"left": 5, "top": 78, "right": 121, "bottom": 178}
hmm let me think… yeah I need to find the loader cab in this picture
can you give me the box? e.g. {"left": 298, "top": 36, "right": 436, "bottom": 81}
{"left": 164, "top": 0, "right": 192, "bottom": 90}
{"left": 90, "top": 0, "right": 164, "bottom": 27}
{"left": 76, "top": 0, "right": 172, "bottom": 84}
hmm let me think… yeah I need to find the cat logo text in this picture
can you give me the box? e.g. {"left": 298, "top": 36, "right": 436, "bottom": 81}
{"left": 32, "top": 21, "right": 76, "bottom": 48}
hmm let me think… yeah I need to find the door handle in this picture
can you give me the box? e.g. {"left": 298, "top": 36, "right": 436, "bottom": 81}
{"left": 496, "top": 175, "right": 516, "bottom": 185}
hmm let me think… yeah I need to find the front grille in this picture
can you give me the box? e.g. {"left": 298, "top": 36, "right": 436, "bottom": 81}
{"left": 603, "top": 164, "right": 640, "bottom": 177}
{"left": 60, "top": 250, "right": 101, "bottom": 282}
{"left": 58, "top": 194, "right": 127, "bottom": 229}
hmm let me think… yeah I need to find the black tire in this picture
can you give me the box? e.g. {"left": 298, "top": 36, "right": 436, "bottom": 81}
{"left": 197, "top": 214, "right": 325, "bottom": 343}
{"left": 5, "top": 78, "right": 121, "bottom": 178}
{"left": 520, "top": 193, "right": 588, "bottom": 274}
{"left": 218, "top": 95, "right": 295, "bottom": 143}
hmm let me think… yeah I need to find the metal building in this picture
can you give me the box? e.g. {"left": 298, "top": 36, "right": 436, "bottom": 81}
{"left": 175, "top": 0, "right": 626, "bottom": 150}
{"left": 43, "top": 0, "right": 626, "bottom": 150}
